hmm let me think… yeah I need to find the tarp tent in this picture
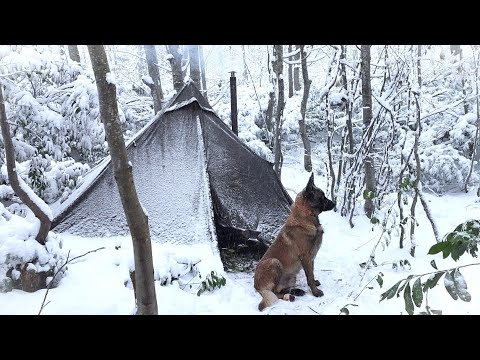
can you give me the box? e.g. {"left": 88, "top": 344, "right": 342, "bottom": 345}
{"left": 51, "top": 81, "right": 292, "bottom": 253}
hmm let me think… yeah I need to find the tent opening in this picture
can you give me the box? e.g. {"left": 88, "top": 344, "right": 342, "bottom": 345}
{"left": 214, "top": 216, "right": 268, "bottom": 272}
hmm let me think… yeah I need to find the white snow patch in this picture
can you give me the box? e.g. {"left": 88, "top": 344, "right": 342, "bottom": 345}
{"left": 17, "top": 175, "right": 53, "bottom": 221}
{"left": 106, "top": 72, "right": 116, "bottom": 85}
{"left": 142, "top": 75, "right": 153, "bottom": 85}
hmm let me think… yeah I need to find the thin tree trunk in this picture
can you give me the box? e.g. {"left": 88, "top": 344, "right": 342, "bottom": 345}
{"left": 361, "top": 45, "right": 376, "bottom": 219}
{"left": 87, "top": 45, "right": 158, "bottom": 315}
{"left": 299, "top": 45, "right": 312, "bottom": 172}
{"left": 273, "top": 45, "right": 285, "bottom": 178}
{"left": 166, "top": 45, "right": 184, "bottom": 92}
{"left": 341, "top": 45, "right": 355, "bottom": 156}
{"left": 336, "top": 129, "right": 346, "bottom": 187}
{"left": 398, "top": 144, "right": 415, "bottom": 249}
{"left": 241, "top": 45, "right": 248, "bottom": 84}
{"left": 466, "top": 48, "right": 479, "bottom": 193}
{"left": 181, "top": 46, "right": 189, "bottom": 79}
{"left": 265, "top": 89, "right": 275, "bottom": 135}
{"left": 143, "top": 45, "right": 163, "bottom": 114}
{"left": 451, "top": 45, "right": 469, "bottom": 114}
{"left": 188, "top": 45, "right": 201, "bottom": 90}
{"left": 0, "top": 85, "right": 51, "bottom": 245}
{"left": 199, "top": 45, "right": 208, "bottom": 99}
{"left": 337, "top": 45, "right": 349, "bottom": 187}
{"left": 288, "top": 45, "right": 293, "bottom": 98}
{"left": 410, "top": 45, "right": 423, "bottom": 257}
{"left": 326, "top": 98, "right": 336, "bottom": 200}
{"left": 418, "top": 191, "right": 441, "bottom": 243}
{"left": 293, "top": 45, "right": 301, "bottom": 92}
{"left": 135, "top": 45, "right": 146, "bottom": 83}
{"left": 68, "top": 45, "right": 81, "bottom": 63}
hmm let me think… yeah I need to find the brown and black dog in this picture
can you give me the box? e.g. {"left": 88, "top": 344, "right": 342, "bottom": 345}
{"left": 254, "top": 173, "right": 335, "bottom": 311}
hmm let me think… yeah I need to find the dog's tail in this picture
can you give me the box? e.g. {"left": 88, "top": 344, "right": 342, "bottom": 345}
{"left": 258, "top": 290, "right": 279, "bottom": 311}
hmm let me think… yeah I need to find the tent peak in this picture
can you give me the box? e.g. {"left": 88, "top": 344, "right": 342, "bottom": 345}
{"left": 169, "top": 80, "right": 212, "bottom": 112}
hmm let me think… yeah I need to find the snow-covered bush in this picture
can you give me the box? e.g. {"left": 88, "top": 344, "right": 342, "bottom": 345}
{"left": 1, "top": 158, "right": 90, "bottom": 204}
{"left": 451, "top": 113, "right": 477, "bottom": 157}
{"left": 420, "top": 143, "right": 477, "bottom": 193}
{"left": 0, "top": 202, "right": 66, "bottom": 293}
{"left": 0, "top": 45, "right": 155, "bottom": 205}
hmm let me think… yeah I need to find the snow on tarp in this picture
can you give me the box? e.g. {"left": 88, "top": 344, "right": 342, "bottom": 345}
{"left": 51, "top": 81, "right": 292, "bottom": 251}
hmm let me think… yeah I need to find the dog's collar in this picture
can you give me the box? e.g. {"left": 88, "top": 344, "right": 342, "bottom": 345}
{"left": 294, "top": 201, "right": 316, "bottom": 217}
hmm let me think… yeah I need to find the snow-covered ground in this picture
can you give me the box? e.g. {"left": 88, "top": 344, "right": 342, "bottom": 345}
{"left": 1, "top": 147, "right": 480, "bottom": 315}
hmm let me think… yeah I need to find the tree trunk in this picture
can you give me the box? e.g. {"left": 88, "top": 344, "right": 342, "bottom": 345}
{"left": 143, "top": 45, "right": 163, "bottom": 114}
{"left": 299, "top": 45, "right": 312, "bottom": 172}
{"left": 450, "top": 45, "right": 468, "bottom": 114}
{"left": 166, "top": 45, "right": 184, "bottom": 92}
{"left": 467, "top": 48, "right": 480, "bottom": 193}
{"left": 273, "top": 45, "right": 285, "bottom": 178}
{"left": 341, "top": 45, "right": 355, "bottom": 155}
{"left": 135, "top": 46, "right": 146, "bottom": 83}
{"left": 241, "top": 45, "right": 248, "bottom": 84}
{"left": 409, "top": 45, "right": 423, "bottom": 257}
{"left": 265, "top": 88, "right": 275, "bottom": 135}
{"left": 361, "top": 45, "right": 376, "bottom": 219}
{"left": 87, "top": 45, "right": 158, "bottom": 315}
{"left": 188, "top": 45, "right": 201, "bottom": 90}
{"left": 288, "top": 45, "right": 293, "bottom": 98}
{"left": 199, "top": 45, "right": 208, "bottom": 99}
{"left": 68, "top": 45, "right": 81, "bottom": 63}
{"left": 293, "top": 45, "right": 301, "bottom": 92}
{"left": 418, "top": 191, "right": 441, "bottom": 243}
{"left": 0, "top": 85, "right": 52, "bottom": 245}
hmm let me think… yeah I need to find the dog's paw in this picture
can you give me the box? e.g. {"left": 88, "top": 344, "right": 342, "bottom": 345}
{"left": 314, "top": 280, "right": 321, "bottom": 287}
{"left": 312, "top": 288, "right": 324, "bottom": 297}
{"left": 283, "top": 293, "right": 295, "bottom": 302}
{"left": 290, "top": 288, "right": 306, "bottom": 297}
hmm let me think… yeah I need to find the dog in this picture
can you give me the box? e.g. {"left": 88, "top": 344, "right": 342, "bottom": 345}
{"left": 253, "top": 173, "right": 335, "bottom": 311}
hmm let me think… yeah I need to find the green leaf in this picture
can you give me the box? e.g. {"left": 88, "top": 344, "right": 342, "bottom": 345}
{"left": 397, "top": 275, "right": 414, "bottom": 297}
{"left": 430, "top": 309, "right": 443, "bottom": 315}
{"left": 412, "top": 278, "right": 423, "bottom": 308}
{"left": 450, "top": 242, "right": 460, "bottom": 261}
{"left": 442, "top": 243, "right": 452, "bottom": 259}
{"left": 380, "top": 280, "right": 402, "bottom": 302}
{"left": 340, "top": 307, "right": 349, "bottom": 315}
{"left": 454, "top": 240, "right": 469, "bottom": 261}
{"left": 430, "top": 260, "right": 437, "bottom": 270}
{"left": 428, "top": 241, "right": 448, "bottom": 255}
{"left": 453, "top": 269, "right": 471, "bottom": 302}
{"left": 444, "top": 270, "right": 458, "bottom": 301}
{"left": 403, "top": 282, "right": 414, "bottom": 315}
{"left": 370, "top": 217, "right": 380, "bottom": 224}
{"left": 423, "top": 271, "right": 444, "bottom": 292}
{"left": 363, "top": 190, "right": 371, "bottom": 200}
{"left": 376, "top": 274, "right": 383, "bottom": 288}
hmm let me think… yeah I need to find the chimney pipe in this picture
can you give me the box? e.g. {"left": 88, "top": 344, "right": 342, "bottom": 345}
{"left": 230, "top": 71, "right": 238, "bottom": 136}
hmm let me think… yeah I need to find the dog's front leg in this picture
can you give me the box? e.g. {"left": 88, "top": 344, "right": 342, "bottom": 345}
{"left": 300, "top": 256, "right": 324, "bottom": 297}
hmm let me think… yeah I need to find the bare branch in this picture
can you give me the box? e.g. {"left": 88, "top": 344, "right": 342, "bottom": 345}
{"left": 38, "top": 247, "right": 106, "bottom": 315}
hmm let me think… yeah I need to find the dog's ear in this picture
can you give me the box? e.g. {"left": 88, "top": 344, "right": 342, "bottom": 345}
{"left": 306, "top": 173, "right": 314, "bottom": 193}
